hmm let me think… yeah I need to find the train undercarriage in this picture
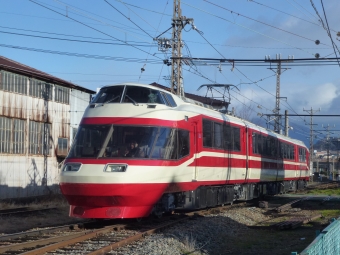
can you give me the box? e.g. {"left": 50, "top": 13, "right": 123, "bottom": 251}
{"left": 152, "top": 180, "right": 307, "bottom": 217}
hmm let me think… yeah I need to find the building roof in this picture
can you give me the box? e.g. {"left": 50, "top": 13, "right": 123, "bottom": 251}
{"left": 150, "top": 82, "right": 228, "bottom": 108}
{"left": 0, "top": 56, "right": 95, "bottom": 94}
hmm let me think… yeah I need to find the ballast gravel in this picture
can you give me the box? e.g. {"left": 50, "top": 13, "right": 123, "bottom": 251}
{"left": 108, "top": 206, "right": 270, "bottom": 255}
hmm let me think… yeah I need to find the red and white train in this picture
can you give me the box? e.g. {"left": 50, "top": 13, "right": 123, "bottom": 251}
{"left": 60, "top": 83, "right": 309, "bottom": 219}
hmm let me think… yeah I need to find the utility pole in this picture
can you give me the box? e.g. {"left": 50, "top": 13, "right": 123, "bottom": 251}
{"left": 284, "top": 110, "right": 289, "bottom": 136}
{"left": 171, "top": 0, "right": 193, "bottom": 97}
{"left": 265, "top": 54, "right": 293, "bottom": 133}
{"left": 303, "top": 107, "right": 320, "bottom": 172}
{"left": 323, "top": 124, "right": 335, "bottom": 179}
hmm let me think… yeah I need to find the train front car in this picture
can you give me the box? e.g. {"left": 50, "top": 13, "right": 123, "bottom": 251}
{"left": 60, "top": 82, "right": 310, "bottom": 219}
{"left": 59, "top": 83, "right": 195, "bottom": 219}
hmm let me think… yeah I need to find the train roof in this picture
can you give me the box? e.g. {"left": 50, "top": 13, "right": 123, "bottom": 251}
{"left": 100, "top": 83, "right": 307, "bottom": 148}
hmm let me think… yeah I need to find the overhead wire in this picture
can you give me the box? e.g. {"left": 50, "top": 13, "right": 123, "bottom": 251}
{"left": 52, "top": 0, "right": 152, "bottom": 37}
{"left": 28, "top": 0, "right": 162, "bottom": 60}
{"left": 131, "top": 0, "right": 171, "bottom": 82}
{"left": 0, "top": 43, "right": 163, "bottom": 63}
{"left": 203, "top": 0, "right": 330, "bottom": 46}
{"left": 182, "top": 1, "right": 322, "bottom": 57}
{"left": 249, "top": 0, "right": 337, "bottom": 33}
{"left": 112, "top": 0, "right": 172, "bottom": 17}
{"left": 0, "top": 25, "right": 154, "bottom": 44}
{"left": 104, "top": 0, "right": 154, "bottom": 39}
{"left": 0, "top": 30, "right": 156, "bottom": 47}
{"left": 114, "top": 0, "right": 160, "bottom": 32}
{"left": 286, "top": 0, "right": 320, "bottom": 21}
{"left": 319, "top": 0, "right": 340, "bottom": 67}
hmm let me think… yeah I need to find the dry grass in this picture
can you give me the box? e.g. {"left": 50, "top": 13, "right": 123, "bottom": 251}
{"left": 0, "top": 195, "right": 85, "bottom": 235}
{"left": 181, "top": 234, "right": 207, "bottom": 255}
{"left": 0, "top": 195, "right": 69, "bottom": 210}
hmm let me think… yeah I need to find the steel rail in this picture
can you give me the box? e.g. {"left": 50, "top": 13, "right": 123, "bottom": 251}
{"left": 87, "top": 216, "right": 189, "bottom": 255}
{"left": 20, "top": 224, "right": 126, "bottom": 255}
{"left": 0, "top": 207, "right": 57, "bottom": 216}
{"left": 0, "top": 224, "right": 82, "bottom": 242}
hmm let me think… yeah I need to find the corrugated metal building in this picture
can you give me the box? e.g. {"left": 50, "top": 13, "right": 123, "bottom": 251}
{"left": 0, "top": 56, "right": 95, "bottom": 200}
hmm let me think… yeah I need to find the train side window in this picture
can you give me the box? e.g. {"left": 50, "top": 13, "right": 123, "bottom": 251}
{"left": 214, "top": 122, "right": 223, "bottom": 149}
{"left": 165, "top": 94, "right": 177, "bottom": 107}
{"left": 160, "top": 92, "right": 171, "bottom": 106}
{"left": 253, "top": 133, "right": 262, "bottom": 154}
{"left": 178, "top": 129, "right": 189, "bottom": 158}
{"left": 233, "top": 127, "right": 241, "bottom": 151}
{"left": 299, "top": 148, "right": 306, "bottom": 162}
{"left": 223, "top": 125, "right": 231, "bottom": 150}
{"left": 203, "top": 119, "right": 213, "bottom": 147}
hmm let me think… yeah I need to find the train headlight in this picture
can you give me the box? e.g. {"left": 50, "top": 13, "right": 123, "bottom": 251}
{"left": 104, "top": 164, "right": 127, "bottom": 172}
{"left": 62, "top": 163, "right": 82, "bottom": 172}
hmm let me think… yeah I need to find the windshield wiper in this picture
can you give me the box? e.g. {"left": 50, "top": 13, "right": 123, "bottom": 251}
{"left": 125, "top": 95, "right": 139, "bottom": 106}
{"left": 104, "top": 95, "right": 120, "bottom": 104}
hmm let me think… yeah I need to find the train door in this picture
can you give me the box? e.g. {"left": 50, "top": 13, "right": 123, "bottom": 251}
{"left": 192, "top": 122, "right": 198, "bottom": 181}
{"left": 244, "top": 126, "right": 250, "bottom": 182}
{"left": 297, "top": 147, "right": 304, "bottom": 180}
{"left": 276, "top": 139, "right": 283, "bottom": 181}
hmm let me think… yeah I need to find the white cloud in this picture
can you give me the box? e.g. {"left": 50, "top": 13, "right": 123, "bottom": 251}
{"left": 288, "top": 82, "right": 338, "bottom": 111}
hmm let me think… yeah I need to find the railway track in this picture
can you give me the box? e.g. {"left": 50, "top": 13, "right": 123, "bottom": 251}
{"left": 0, "top": 201, "right": 248, "bottom": 255}
{"left": 0, "top": 206, "right": 57, "bottom": 216}
{"left": 0, "top": 215, "right": 190, "bottom": 255}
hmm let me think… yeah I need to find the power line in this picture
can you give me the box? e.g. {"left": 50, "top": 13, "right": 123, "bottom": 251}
{"left": 28, "top": 0, "right": 162, "bottom": 60}
{"left": 287, "top": 0, "right": 319, "bottom": 21}
{"left": 0, "top": 30, "right": 156, "bottom": 47}
{"left": 0, "top": 43, "right": 163, "bottom": 63}
{"left": 0, "top": 25, "right": 153, "bottom": 44}
{"left": 182, "top": 1, "right": 323, "bottom": 57}
{"left": 320, "top": 0, "right": 340, "bottom": 67}
{"left": 112, "top": 0, "right": 172, "bottom": 16}
{"left": 104, "top": 0, "right": 154, "bottom": 39}
{"left": 249, "top": 0, "right": 337, "bottom": 33}
{"left": 204, "top": 0, "right": 328, "bottom": 46}
{"left": 114, "top": 0, "right": 160, "bottom": 32}
{"left": 47, "top": 0, "right": 152, "bottom": 37}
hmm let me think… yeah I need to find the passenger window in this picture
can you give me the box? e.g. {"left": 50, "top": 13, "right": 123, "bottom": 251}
{"left": 203, "top": 119, "right": 213, "bottom": 147}
{"left": 165, "top": 94, "right": 177, "bottom": 107}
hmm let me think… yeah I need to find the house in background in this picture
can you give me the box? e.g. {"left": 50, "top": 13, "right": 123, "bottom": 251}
{"left": 0, "top": 56, "right": 95, "bottom": 200}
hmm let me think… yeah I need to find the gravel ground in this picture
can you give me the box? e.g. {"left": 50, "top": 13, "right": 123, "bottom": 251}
{"left": 108, "top": 203, "right": 331, "bottom": 255}
{"left": 1, "top": 194, "right": 339, "bottom": 255}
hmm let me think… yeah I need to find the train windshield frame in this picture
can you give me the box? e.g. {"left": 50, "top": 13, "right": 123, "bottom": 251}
{"left": 91, "top": 85, "right": 176, "bottom": 106}
{"left": 68, "top": 124, "right": 189, "bottom": 160}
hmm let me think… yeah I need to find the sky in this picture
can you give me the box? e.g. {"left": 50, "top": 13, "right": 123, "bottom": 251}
{"left": 1, "top": 0, "right": 340, "bottom": 147}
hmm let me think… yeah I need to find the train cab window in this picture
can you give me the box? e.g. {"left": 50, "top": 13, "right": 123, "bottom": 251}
{"left": 124, "top": 86, "right": 163, "bottom": 104}
{"left": 91, "top": 86, "right": 124, "bottom": 104}
{"left": 68, "top": 124, "right": 189, "bottom": 160}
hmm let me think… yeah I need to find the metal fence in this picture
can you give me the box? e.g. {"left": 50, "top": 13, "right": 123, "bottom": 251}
{"left": 300, "top": 218, "right": 340, "bottom": 255}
